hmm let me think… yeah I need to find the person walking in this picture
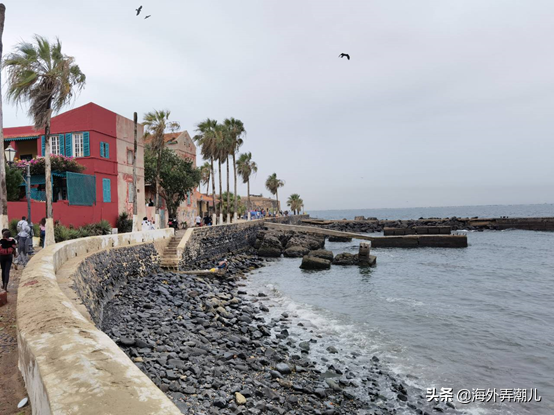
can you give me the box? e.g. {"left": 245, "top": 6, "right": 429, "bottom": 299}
{"left": 16, "top": 219, "right": 31, "bottom": 268}
{"left": 195, "top": 215, "right": 202, "bottom": 227}
{"left": 1, "top": 230, "right": 18, "bottom": 292}
{"left": 39, "top": 218, "right": 46, "bottom": 248}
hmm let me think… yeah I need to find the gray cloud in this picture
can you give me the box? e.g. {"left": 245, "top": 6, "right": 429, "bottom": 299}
{"left": 3, "top": 0, "right": 553, "bottom": 210}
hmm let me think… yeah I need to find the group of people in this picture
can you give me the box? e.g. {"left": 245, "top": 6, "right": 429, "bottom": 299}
{"left": 141, "top": 217, "right": 156, "bottom": 230}
{"left": 247, "top": 209, "right": 289, "bottom": 220}
{"left": 0, "top": 215, "right": 47, "bottom": 292}
{"left": 194, "top": 213, "right": 213, "bottom": 227}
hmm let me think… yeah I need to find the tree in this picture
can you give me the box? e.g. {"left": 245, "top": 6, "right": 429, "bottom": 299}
{"left": 200, "top": 161, "right": 211, "bottom": 194}
{"left": 223, "top": 118, "right": 245, "bottom": 220}
{"left": 265, "top": 173, "right": 284, "bottom": 212}
{"left": 220, "top": 191, "right": 246, "bottom": 218}
{"left": 287, "top": 193, "right": 304, "bottom": 215}
{"left": 213, "top": 123, "right": 230, "bottom": 219}
{"left": 194, "top": 119, "right": 218, "bottom": 218}
{"left": 0, "top": 4, "right": 7, "bottom": 230}
{"left": 143, "top": 110, "right": 179, "bottom": 227}
{"left": 4, "top": 35, "right": 86, "bottom": 245}
{"left": 144, "top": 146, "right": 200, "bottom": 219}
{"left": 5, "top": 165, "right": 23, "bottom": 201}
{"left": 237, "top": 152, "right": 257, "bottom": 213}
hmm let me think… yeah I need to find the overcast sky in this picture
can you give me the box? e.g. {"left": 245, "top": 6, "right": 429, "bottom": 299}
{"left": 2, "top": 0, "right": 554, "bottom": 211}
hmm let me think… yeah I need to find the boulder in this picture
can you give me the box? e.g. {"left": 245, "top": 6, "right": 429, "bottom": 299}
{"left": 333, "top": 253, "right": 358, "bottom": 266}
{"left": 308, "top": 249, "right": 334, "bottom": 261}
{"left": 284, "top": 245, "right": 310, "bottom": 258}
{"left": 300, "top": 255, "right": 331, "bottom": 270}
{"left": 285, "top": 233, "right": 325, "bottom": 251}
{"left": 328, "top": 236, "right": 352, "bottom": 242}
{"left": 257, "top": 235, "right": 283, "bottom": 257}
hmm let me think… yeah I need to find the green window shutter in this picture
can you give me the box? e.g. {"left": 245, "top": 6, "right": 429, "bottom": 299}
{"left": 100, "top": 142, "right": 105, "bottom": 158}
{"left": 59, "top": 134, "right": 65, "bottom": 155}
{"left": 65, "top": 133, "right": 73, "bottom": 156}
{"left": 83, "top": 132, "right": 90, "bottom": 156}
{"left": 102, "top": 178, "right": 111, "bottom": 202}
{"left": 105, "top": 143, "right": 110, "bottom": 159}
{"left": 41, "top": 136, "right": 45, "bottom": 156}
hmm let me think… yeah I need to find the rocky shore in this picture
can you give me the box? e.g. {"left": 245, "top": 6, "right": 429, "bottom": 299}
{"left": 101, "top": 250, "right": 459, "bottom": 414}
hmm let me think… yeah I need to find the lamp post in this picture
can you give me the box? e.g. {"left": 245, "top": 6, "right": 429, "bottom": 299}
{"left": 4, "top": 144, "right": 15, "bottom": 165}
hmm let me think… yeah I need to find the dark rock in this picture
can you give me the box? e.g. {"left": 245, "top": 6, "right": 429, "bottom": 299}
{"left": 309, "top": 249, "right": 334, "bottom": 261}
{"left": 300, "top": 255, "right": 331, "bottom": 270}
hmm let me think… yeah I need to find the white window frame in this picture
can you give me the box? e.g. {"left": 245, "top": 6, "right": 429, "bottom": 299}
{"left": 73, "top": 133, "right": 84, "bottom": 158}
{"left": 50, "top": 135, "right": 61, "bottom": 155}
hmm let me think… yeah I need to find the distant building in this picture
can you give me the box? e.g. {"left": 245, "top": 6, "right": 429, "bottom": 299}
{"left": 144, "top": 131, "right": 214, "bottom": 226}
{"left": 5, "top": 103, "right": 146, "bottom": 227}
{"left": 248, "top": 195, "right": 280, "bottom": 212}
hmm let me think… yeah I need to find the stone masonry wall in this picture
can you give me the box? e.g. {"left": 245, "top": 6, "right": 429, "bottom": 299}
{"left": 181, "top": 222, "right": 264, "bottom": 265}
{"left": 73, "top": 244, "right": 160, "bottom": 325}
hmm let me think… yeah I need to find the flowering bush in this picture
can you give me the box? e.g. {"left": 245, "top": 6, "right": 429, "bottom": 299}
{"left": 15, "top": 155, "right": 86, "bottom": 175}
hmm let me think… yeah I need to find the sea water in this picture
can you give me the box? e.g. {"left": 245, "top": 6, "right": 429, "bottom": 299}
{"left": 247, "top": 204, "right": 554, "bottom": 414}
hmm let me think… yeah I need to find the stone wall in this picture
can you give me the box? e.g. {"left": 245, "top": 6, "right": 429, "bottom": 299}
{"left": 180, "top": 221, "right": 265, "bottom": 265}
{"left": 73, "top": 244, "right": 160, "bottom": 325}
{"left": 17, "top": 229, "right": 182, "bottom": 415}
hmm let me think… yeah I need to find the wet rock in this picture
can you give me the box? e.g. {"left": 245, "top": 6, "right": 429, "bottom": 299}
{"left": 275, "top": 363, "right": 292, "bottom": 375}
{"left": 309, "top": 249, "right": 334, "bottom": 261}
{"left": 284, "top": 245, "right": 310, "bottom": 258}
{"left": 300, "top": 255, "right": 331, "bottom": 270}
{"left": 333, "top": 253, "right": 358, "bottom": 266}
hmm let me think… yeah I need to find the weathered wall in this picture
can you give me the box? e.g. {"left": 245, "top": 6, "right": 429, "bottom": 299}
{"left": 17, "top": 229, "right": 181, "bottom": 415}
{"left": 180, "top": 221, "right": 265, "bottom": 265}
{"left": 73, "top": 244, "right": 160, "bottom": 324}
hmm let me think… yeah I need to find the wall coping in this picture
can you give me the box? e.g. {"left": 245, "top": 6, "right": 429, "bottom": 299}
{"left": 17, "top": 229, "right": 182, "bottom": 415}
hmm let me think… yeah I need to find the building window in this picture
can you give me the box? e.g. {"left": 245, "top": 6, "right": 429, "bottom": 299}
{"left": 73, "top": 133, "right": 84, "bottom": 158}
{"left": 127, "top": 149, "right": 134, "bottom": 164}
{"left": 50, "top": 135, "right": 61, "bottom": 155}
{"left": 100, "top": 142, "right": 110, "bottom": 159}
{"left": 102, "top": 178, "right": 111, "bottom": 203}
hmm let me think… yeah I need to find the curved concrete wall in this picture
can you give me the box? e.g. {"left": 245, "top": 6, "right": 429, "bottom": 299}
{"left": 17, "top": 230, "right": 182, "bottom": 415}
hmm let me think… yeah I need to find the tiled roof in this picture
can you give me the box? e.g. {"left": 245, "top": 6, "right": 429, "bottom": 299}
{"left": 144, "top": 132, "right": 182, "bottom": 145}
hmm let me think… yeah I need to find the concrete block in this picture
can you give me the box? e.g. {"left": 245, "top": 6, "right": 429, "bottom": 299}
{"left": 414, "top": 227, "right": 428, "bottom": 234}
{"left": 371, "top": 237, "right": 419, "bottom": 248}
{"left": 418, "top": 235, "right": 468, "bottom": 248}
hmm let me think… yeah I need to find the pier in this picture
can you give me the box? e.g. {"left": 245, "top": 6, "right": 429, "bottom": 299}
{"left": 265, "top": 223, "right": 468, "bottom": 248}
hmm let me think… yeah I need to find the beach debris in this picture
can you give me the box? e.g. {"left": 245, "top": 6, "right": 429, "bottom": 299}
{"left": 18, "top": 397, "right": 29, "bottom": 408}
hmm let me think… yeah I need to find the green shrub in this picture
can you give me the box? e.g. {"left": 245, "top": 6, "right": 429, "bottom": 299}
{"left": 6, "top": 166, "right": 23, "bottom": 201}
{"left": 33, "top": 223, "right": 40, "bottom": 236}
{"left": 116, "top": 212, "right": 133, "bottom": 234}
{"left": 8, "top": 219, "right": 18, "bottom": 237}
{"left": 54, "top": 224, "right": 70, "bottom": 242}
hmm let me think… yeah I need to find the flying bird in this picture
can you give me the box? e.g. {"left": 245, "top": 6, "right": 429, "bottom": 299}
{"left": 338, "top": 53, "right": 350, "bottom": 60}
{"left": 145, "top": 15, "right": 151, "bottom": 19}
{"left": 136, "top": 6, "right": 142, "bottom": 16}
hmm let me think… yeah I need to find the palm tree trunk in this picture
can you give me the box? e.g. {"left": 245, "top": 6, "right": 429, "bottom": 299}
{"left": 0, "top": 4, "right": 7, "bottom": 231}
{"left": 210, "top": 157, "right": 216, "bottom": 222}
{"left": 44, "top": 100, "right": 55, "bottom": 246}
{"left": 247, "top": 179, "right": 250, "bottom": 220}
{"left": 275, "top": 189, "right": 279, "bottom": 214}
{"left": 155, "top": 145, "right": 162, "bottom": 228}
{"left": 226, "top": 156, "right": 230, "bottom": 222}
{"left": 233, "top": 153, "right": 237, "bottom": 221}
{"left": 218, "top": 159, "right": 223, "bottom": 219}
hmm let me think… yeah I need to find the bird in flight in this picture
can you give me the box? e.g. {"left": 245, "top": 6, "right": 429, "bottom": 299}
{"left": 145, "top": 15, "right": 152, "bottom": 19}
{"left": 339, "top": 53, "right": 350, "bottom": 60}
{"left": 136, "top": 6, "right": 142, "bottom": 16}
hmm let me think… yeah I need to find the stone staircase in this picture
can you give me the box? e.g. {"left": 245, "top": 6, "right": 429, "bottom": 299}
{"left": 160, "top": 229, "right": 186, "bottom": 269}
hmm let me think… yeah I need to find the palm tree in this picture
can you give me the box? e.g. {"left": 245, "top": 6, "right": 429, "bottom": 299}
{"left": 200, "top": 161, "right": 211, "bottom": 194}
{"left": 265, "top": 173, "right": 284, "bottom": 213}
{"left": 237, "top": 152, "right": 257, "bottom": 215}
{"left": 223, "top": 118, "right": 245, "bottom": 220}
{"left": 287, "top": 194, "right": 304, "bottom": 215}
{"left": 194, "top": 118, "right": 218, "bottom": 218}
{"left": 0, "top": 4, "right": 7, "bottom": 231}
{"left": 143, "top": 110, "right": 180, "bottom": 228}
{"left": 213, "top": 123, "right": 230, "bottom": 221}
{"left": 4, "top": 35, "right": 86, "bottom": 245}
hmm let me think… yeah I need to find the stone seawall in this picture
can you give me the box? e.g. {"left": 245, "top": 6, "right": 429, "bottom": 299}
{"left": 180, "top": 221, "right": 265, "bottom": 266}
{"left": 73, "top": 244, "right": 161, "bottom": 325}
{"left": 17, "top": 229, "right": 182, "bottom": 415}
{"left": 179, "top": 216, "right": 310, "bottom": 267}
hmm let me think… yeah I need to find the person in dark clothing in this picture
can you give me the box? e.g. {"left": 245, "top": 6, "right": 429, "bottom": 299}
{"left": 204, "top": 213, "right": 212, "bottom": 226}
{"left": 1, "top": 230, "right": 18, "bottom": 292}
